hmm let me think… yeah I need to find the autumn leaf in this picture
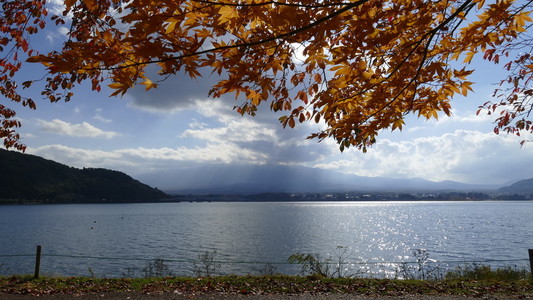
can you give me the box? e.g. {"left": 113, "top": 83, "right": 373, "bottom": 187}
{"left": 218, "top": 6, "right": 238, "bottom": 25}
{"left": 140, "top": 78, "right": 158, "bottom": 91}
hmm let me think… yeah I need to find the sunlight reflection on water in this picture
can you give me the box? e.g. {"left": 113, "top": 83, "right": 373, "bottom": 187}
{"left": 0, "top": 201, "right": 532, "bottom": 277}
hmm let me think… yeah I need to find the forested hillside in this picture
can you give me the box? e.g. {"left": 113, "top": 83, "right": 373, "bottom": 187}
{"left": 0, "top": 149, "right": 169, "bottom": 204}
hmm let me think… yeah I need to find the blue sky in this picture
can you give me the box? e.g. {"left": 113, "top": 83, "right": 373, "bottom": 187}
{"left": 7, "top": 2, "right": 533, "bottom": 190}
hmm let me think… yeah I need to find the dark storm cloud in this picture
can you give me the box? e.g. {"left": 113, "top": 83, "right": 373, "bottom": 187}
{"left": 127, "top": 68, "right": 224, "bottom": 112}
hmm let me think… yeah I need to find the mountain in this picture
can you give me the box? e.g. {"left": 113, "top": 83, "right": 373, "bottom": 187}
{"left": 139, "top": 163, "right": 498, "bottom": 195}
{"left": 0, "top": 149, "right": 169, "bottom": 204}
{"left": 498, "top": 178, "right": 533, "bottom": 194}
{"left": 0, "top": 149, "right": 508, "bottom": 200}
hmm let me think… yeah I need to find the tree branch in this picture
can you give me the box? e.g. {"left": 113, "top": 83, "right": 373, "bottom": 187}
{"left": 86, "top": 0, "right": 370, "bottom": 71}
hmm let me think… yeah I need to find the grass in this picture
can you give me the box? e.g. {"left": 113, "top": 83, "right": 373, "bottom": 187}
{"left": 1, "top": 262, "right": 531, "bottom": 297}
{"left": 1, "top": 273, "right": 532, "bottom": 297}
{"left": 445, "top": 264, "right": 531, "bottom": 282}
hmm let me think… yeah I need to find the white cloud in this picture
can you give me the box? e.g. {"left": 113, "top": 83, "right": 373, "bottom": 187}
{"left": 314, "top": 130, "right": 533, "bottom": 185}
{"left": 118, "top": 144, "right": 268, "bottom": 165}
{"left": 26, "top": 127, "right": 533, "bottom": 190}
{"left": 435, "top": 108, "right": 496, "bottom": 125}
{"left": 58, "top": 26, "right": 69, "bottom": 36}
{"left": 37, "top": 119, "right": 120, "bottom": 139}
{"left": 46, "top": 27, "right": 69, "bottom": 43}
{"left": 28, "top": 142, "right": 267, "bottom": 177}
{"left": 179, "top": 98, "right": 332, "bottom": 164}
{"left": 93, "top": 114, "right": 112, "bottom": 123}
{"left": 27, "top": 144, "right": 128, "bottom": 169}
{"left": 46, "top": 0, "right": 66, "bottom": 16}
{"left": 182, "top": 117, "right": 277, "bottom": 143}
{"left": 188, "top": 118, "right": 208, "bottom": 130}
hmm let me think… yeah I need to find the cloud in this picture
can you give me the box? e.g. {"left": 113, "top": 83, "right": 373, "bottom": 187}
{"left": 93, "top": 112, "right": 112, "bottom": 123}
{"left": 45, "top": 26, "right": 69, "bottom": 43}
{"left": 27, "top": 144, "right": 128, "bottom": 169}
{"left": 188, "top": 118, "right": 208, "bottom": 129}
{"left": 182, "top": 117, "right": 276, "bottom": 143}
{"left": 434, "top": 108, "right": 496, "bottom": 125}
{"left": 314, "top": 130, "right": 533, "bottom": 185}
{"left": 46, "top": 0, "right": 66, "bottom": 16}
{"left": 180, "top": 98, "right": 332, "bottom": 165}
{"left": 27, "top": 127, "right": 533, "bottom": 192}
{"left": 126, "top": 68, "right": 225, "bottom": 113}
{"left": 119, "top": 144, "right": 268, "bottom": 165}
{"left": 37, "top": 119, "right": 120, "bottom": 139}
{"left": 28, "top": 97, "right": 332, "bottom": 178}
{"left": 27, "top": 142, "right": 268, "bottom": 182}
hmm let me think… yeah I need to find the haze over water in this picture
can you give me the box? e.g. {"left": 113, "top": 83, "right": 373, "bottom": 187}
{"left": 0, "top": 201, "right": 531, "bottom": 278}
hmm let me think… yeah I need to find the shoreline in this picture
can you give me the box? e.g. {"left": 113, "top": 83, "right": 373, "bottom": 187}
{"left": 1, "top": 198, "right": 532, "bottom": 205}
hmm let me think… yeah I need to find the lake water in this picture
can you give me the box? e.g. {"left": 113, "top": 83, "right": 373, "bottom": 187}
{"left": 0, "top": 201, "right": 531, "bottom": 278}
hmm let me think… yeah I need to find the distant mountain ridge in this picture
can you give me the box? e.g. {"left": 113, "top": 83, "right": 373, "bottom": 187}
{"left": 498, "top": 178, "right": 533, "bottom": 194}
{"left": 149, "top": 163, "right": 502, "bottom": 195}
{"left": 2, "top": 149, "right": 526, "bottom": 200}
{"left": 0, "top": 149, "right": 169, "bottom": 204}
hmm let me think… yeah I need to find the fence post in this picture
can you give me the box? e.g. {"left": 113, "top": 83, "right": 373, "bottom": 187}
{"left": 529, "top": 249, "right": 533, "bottom": 281}
{"left": 34, "top": 245, "right": 41, "bottom": 279}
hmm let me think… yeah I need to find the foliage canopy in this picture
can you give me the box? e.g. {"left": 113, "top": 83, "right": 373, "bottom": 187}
{"left": 1, "top": 0, "right": 533, "bottom": 151}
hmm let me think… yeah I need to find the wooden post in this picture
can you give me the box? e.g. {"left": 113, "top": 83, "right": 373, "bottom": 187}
{"left": 34, "top": 245, "right": 41, "bottom": 279}
{"left": 529, "top": 249, "right": 533, "bottom": 281}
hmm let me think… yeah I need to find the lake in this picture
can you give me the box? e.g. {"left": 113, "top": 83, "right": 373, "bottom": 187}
{"left": 0, "top": 201, "right": 531, "bottom": 278}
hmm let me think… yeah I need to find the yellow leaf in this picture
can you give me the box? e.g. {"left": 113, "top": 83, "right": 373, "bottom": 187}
{"left": 333, "top": 66, "right": 352, "bottom": 76}
{"left": 463, "top": 51, "right": 475, "bottom": 64}
{"left": 218, "top": 6, "right": 238, "bottom": 25}
{"left": 461, "top": 81, "right": 473, "bottom": 96}
{"left": 391, "top": 118, "right": 405, "bottom": 131}
{"left": 165, "top": 18, "right": 179, "bottom": 34}
{"left": 108, "top": 82, "right": 123, "bottom": 89}
{"left": 515, "top": 12, "right": 532, "bottom": 27}
{"left": 451, "top": 51, "right": 461, "bottom": 61}
{"left": 247, "top": 90, "right": 261, "bottom": 106}
{"left": 184, "top": 15, "right": 197, "bottom": 27}
{"left": 108, "top": 82, "right": 128, "bottom": 97}
{"left": 140, "top": 78, "right": 157, "bottom": 91}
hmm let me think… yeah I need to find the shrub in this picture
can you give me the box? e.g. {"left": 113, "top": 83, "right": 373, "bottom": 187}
{"left": 288, "top": 246, "right": 357, "bottom": 278}
{"left": 142, "top": 258, "right": 174, "bottom": 278}
{"left": 395, "top": 249, "right": 444, "bottom": 280}
{"left": 193, "top": 250, "right": 221, "bottom": 277}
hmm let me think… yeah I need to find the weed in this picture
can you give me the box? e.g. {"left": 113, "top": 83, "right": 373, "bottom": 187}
{"left": 257, "top": 263, "right": 277, "bottom": 276}
{"left": 142, "top": 258, "right": 174, "bottom": 278}
{"left": 288, "top": 253, "right": 331, "bottom": 277}
{"left": 87, "top": 267, "right": 95, "bottom": 278}
{"left": 396, "top": 249, "right": 444, "bottom": 280}
{"left": 193, "top": 250, "right": 221, "bottom": 277}
{"left": 122, "top": 267, "right": 137, "bottom": 278}
{"left": 288, "top": 246, "right": 359, "bottom": 278}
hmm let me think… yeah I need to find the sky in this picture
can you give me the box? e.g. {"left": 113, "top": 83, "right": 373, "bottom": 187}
{"left": 5, "top": 3, "right": 533, "bottom": 191}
